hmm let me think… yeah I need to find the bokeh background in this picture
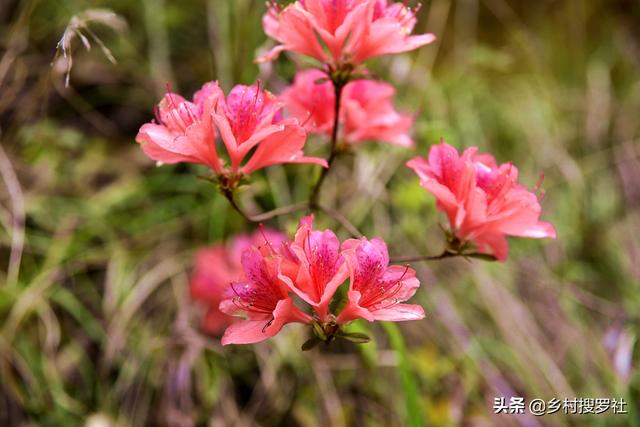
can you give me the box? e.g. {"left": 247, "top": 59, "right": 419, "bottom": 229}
{"left": 1, "top": 0, "right": 639, "bottom": 425}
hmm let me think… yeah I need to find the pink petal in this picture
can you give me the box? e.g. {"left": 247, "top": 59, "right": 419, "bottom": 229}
{"left": 221, "top": 319, "right": 273, "bottom": 345}
{"left": 341, "top": 80, "right": 414, "bottom": 146}
{"left": 336, "top": 290, "right": 376, "bottom": 323}
{"left": 220, "top": 299, "right": 304, "bottom": 345}
{"left": 241, "top": 122, "right": 327, "bottom": 174}
{"left": 428, "top": 142, "right": 462, "bottom": 180}
{"left": 182, "top": 123, "right": 222, "bottom": 173}
{"left": 475, "top": 233, "right": 509, "bottom": 262}
{"left": 203, "top": 307, "right": 233, "bottom": 334}
{"left": 353, "top": 18, "right": 435, "bottom": 63}
{"left": 406, "top": 156, "right": 432, "bottom": 181}
{"left": 515, "top": 221, "right": 557, "bottom": 239}
{"left": 189, "top": 246, "right": 236, "bottom": 304}
{"left": 235, "top": 123, "right": 286, "bottom": 162}
{"left": 371, "top": 304, "right": 425, "bottom": 322}
{"left": 420, "top": 179, "right": 459, "bottom": 219}
{"left": 211, "top": 109, "right": 240, "bottom": 166}
{"left": 317, "top": 262, "right": 349, "bottom": 311}
{"left": 266, "top": 5, "right": 328, "bottom": 62}
{"left": 137, "top": 124, "right": 203, "bottom": 165}
{"left": 380, "top": 265, "right": 420, "bottom": 301}
{"left": 280, "top": 69, "right": 335, "bottom": 136}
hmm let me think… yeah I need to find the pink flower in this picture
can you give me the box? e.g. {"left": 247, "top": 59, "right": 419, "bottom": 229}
{"left": 281, "top": 69, "right": 414, "bottom": 146}
{"left": 212, "top": 82, "right": 327, "bottom": 175}
{"left": 337, "top": 237, "right": 424, "bottom": 323}
{"left": 406, "top": 142, "right": 557, "bottom": 261}
{"left": 136, "top": 82, "right": 223, "bottom": 172}
{"left": 136, "top": 81, "right": 327, "bottom": 180}
{"left": 219, "top": 246, "right": 311, "bottom": 345}
{"left": 190, "top": 247, "right": 238, "bottom": 334}
{"left": 190, "top": 228, "right": 288, "bottom": 334}
{"left": 258, "top": 0, "right": 435, "bottom": 65}
{"left": 278, "top": 215, "right": 350, "bottom": 320}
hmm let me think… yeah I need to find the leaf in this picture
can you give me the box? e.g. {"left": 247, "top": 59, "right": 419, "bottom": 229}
{"left": 465, "top": 253, "right": 498, "bottom": 262}
{"left": 312, "top": 322, "right": 327, "bottom": 341}
{"left": 337, "top": 331, "right": 371, "bottom": 344}
{"left": 301, "top": 336, "right": 321, "bottom": 351}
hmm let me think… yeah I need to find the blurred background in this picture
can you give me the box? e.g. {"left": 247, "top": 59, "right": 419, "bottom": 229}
{"left": 1, "top": 0, "right": 639, "bottom": 425}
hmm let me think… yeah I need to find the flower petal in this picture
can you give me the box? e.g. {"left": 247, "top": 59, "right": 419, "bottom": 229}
{"left": 241, "top": 122, "right": 327, "bottom": 174}
{"left": 221, "top": 319, "right": 273, "bottom": 345}
{"left": 371, "top": 304, "right": 425, "bottom": 321}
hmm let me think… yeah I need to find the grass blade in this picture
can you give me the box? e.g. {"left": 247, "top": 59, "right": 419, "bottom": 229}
{"left": 383, "top": 322, "right": 425, "bottom": 427}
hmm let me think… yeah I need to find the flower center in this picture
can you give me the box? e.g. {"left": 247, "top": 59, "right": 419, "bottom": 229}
{"left": 225, "top": 84, "right": 265, "bottom": 144}
{"left": 474, "top": 162, "right": 515, "bottom": 209}
{"left": 357, "top": 265, "right": 409, "bottom": 309}
{"left": 305, "top": 231, "right": 340, "bottom": 302}
{"left": 157, "top": 94, "right": 199, "bottom": 133}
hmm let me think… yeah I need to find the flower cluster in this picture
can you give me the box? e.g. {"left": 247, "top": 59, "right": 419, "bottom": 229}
{"left": 281, "top": 69, "right": 415, "bottom": 147}
{"left": 407, "top": 142, "right": 557, "bottom": 261}
{"left": 195, "top": 216, "right": 424, "bottom": 346}
{"left": 259, "top": 0, "right": 435, "bottom": 65}
{"left": 136, "top": 0, "right": 435, "bottom": 190}
{"left": 136, "top": 0, "right": 557, "bottom": 348}
{"left": 136, "top": 82, "right": 327, "bottom": 190}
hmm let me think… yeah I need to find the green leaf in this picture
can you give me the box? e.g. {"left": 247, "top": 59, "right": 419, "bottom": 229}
{"left": 312, "top": 322, "right": 327, "bottom": 341}
{"left": 337, "top": 331, "right": 371, "bottom": 344}
{"left": 465, "top": 253, "right": 498, "bottom": 262}
{"left": 301, "top": 336, "right": 322, "bottom": 351}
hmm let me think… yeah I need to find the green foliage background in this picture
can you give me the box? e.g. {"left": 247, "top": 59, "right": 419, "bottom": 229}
{"left": 0, "top": 0, "right": 639, "bottom": 425}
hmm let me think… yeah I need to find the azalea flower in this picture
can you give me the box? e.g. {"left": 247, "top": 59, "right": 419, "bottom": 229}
{"left": 406, "top": 142, "right": 557, "bottom": 261}
{"left": 189, "top": 247, "right": 238, "bottom": 334}
{"left": 136, "top": 82, "right": 223, "bottom": 172}
{"left": 258, "top": 0, "right": 435, "bottom": 65}
{"left": 281, "top": 69, "right": 414, "bottom": 147}
{"left": 219, "top": 246, "right": 312, "bottom": 345}
{"left": 337, "top": 237, "right": 424, "bottom": 323}
{"left": 214, "top": 219, "right": 428, "bottom": 347}
{"left": 136, "top": 81, "right": 327, "bottom": 186}
{"left": 212, "top": 82, "right": 327, "bottom": 176}
{"left": 189, "top": 228, "right": 287, "bottom": 334}
{"left": 278, "top": 215, "right": 350, "bottom": 320}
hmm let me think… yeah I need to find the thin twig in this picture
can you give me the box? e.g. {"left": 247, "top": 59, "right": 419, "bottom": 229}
{"left": 221, "top": 189, "right": 363, "bottom": 237}
{"left": 315, "top": 204, "right": 363, "bottom": 238}
{"left": 223, "top": 190, "right": 308, "bottom": 223}
{"left": 390, "top": 252, "right": 497, "bottom": 263}
{"left": 250, "top": 202, "right": 309, "bottom": 222}
{"left": 222, "top": 189, "right": 251, "bottom": 221}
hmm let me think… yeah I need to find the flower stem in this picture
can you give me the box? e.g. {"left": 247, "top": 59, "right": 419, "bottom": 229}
{"left": 222, "top": 189, "right": 308, "bottom": 222}
{"left": 309, "top": 76, "right": 346, "bottom": 208}
{"left": 249, "top": 202, "right": 309, "bottom": 222}
{"left": 390, "top": 251, "right": 497, "bottom": 263}
{"left": 221, "top": 187, "right": 362, "bottom": 236}
{"left": 222, "top": 188, "right": 251, "bottom": 221}
{"left": 221, "top": 68, "right": 363, "bottom": 238}
{"left": 315, "top": 204, "right": 363, "bottom": 238}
